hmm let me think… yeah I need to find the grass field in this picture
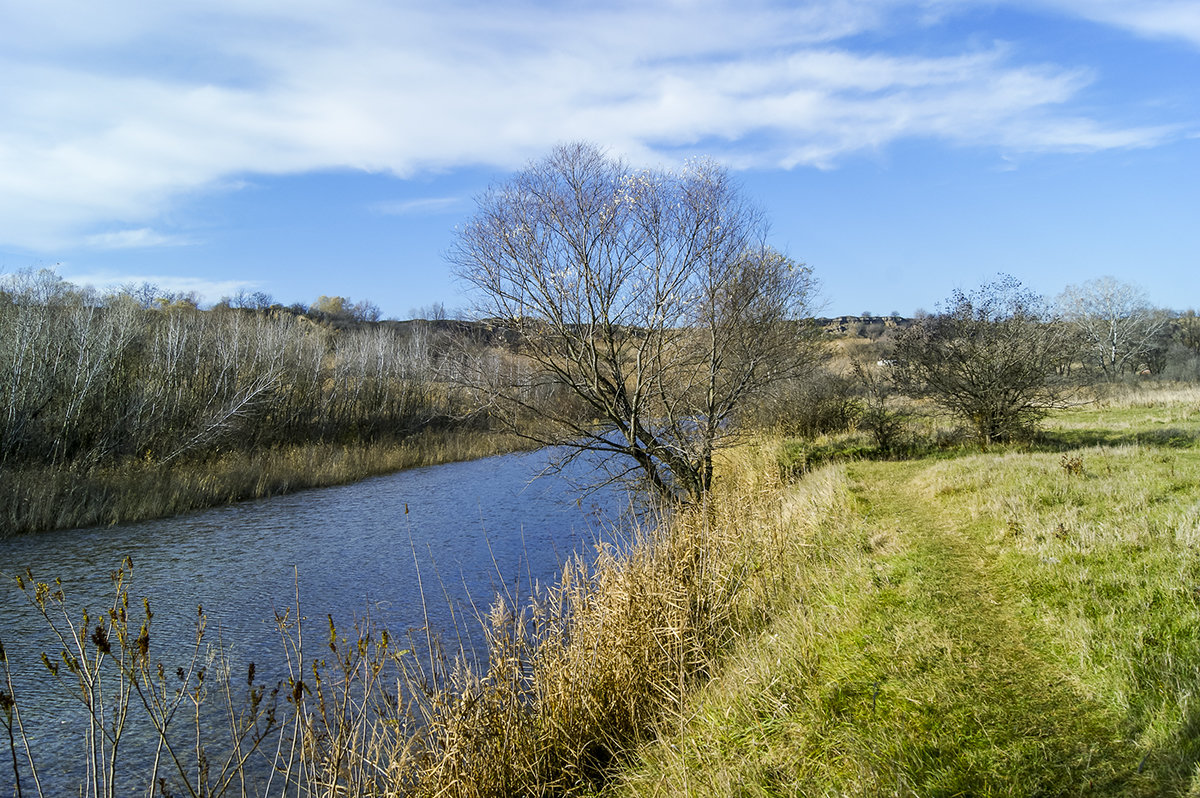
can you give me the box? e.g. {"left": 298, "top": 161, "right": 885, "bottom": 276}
{"left": 607, "top": 385, "right": 1200, "bottom": 796}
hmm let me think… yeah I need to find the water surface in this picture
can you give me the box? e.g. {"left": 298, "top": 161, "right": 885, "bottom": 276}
{"left": 0, "top": 447, "right": 623, "bottom": 793}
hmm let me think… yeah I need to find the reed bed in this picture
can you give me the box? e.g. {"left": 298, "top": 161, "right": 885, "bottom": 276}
{"left": 0, "top": 428, "right": 532, "bottom": 536}
{"left": 397, "top": 441, "right": 845, "bottom": 796}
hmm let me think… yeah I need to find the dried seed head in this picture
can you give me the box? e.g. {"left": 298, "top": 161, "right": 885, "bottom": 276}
{"left": 90, "top": 624, "right": 111, "bottom": 656}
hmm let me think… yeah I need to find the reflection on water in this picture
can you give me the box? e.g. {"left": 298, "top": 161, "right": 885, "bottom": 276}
{"left": 0, "top": 448, "right": 623, "bottom": 794}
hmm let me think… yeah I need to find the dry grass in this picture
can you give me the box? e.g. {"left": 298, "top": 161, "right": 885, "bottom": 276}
{"left": 12, "top": 385, "right": 1200, "bottom": 796}
{"left": 604, "top": 389, "right": 1200, "bottom": 797}
{"left": 919, "top": 444, "right": 1200, "bottom": 792}
{"left": 2, "top": 439, "right": 850, "bottom": 796}
{"left": 0, "top": 428, "right": 532, "bottom": 536}
{"left": 1087, "top": 382, "right": 1200, "bottom": 410}
{"left": 393, "top": 441, "right": 848, "bottom": 797}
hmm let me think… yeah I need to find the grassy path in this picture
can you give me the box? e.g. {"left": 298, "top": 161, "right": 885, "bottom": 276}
{"left": 828, "top": 460, "right": 1150, "bottom": 796}
{"left": 616, "top": 458, "right": 1166, "bottom": 796}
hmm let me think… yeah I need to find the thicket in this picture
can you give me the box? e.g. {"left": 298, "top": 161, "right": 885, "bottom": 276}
{"left": 798, "top": 280, "right": 1200, "bottom": 453}
{"left": 0, "top": 269, "right": 503, "bottom": 534}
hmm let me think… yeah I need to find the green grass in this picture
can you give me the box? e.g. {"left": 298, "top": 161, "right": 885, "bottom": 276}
{"left": 608, "top": 388, "right": 1200, "bottom": 797}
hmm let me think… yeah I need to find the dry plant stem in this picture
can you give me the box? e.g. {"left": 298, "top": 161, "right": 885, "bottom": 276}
{"left": 2, "top": 637, "right": 45, "bottom": 798}
{"left": 391, "top": 442, "right": 806, "bottom": 796}
{"left": 6, "top": 556, "right": 418, "bottom": 798}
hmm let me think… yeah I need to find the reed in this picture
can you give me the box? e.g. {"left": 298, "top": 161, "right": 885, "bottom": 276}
{"left": 10, "top": 387, "right": 1198, "bottom": 796}
{"left": 0, "top": 429, "right": 533, "bottom": 536}
{"left": 1, "top": 439, "right": 848, "bottom": 797}
{"left": 395, "top": 440, "right": 849, "bottom": 796}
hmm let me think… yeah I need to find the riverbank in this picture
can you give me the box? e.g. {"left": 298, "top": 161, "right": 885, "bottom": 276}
{"left": 0, "top": 427, "right": 536, "bottom": 536}
{"left": 604, "top": 389, "right": 1200, "bottom": 796}
{"left": 5, "top": 387, "right": 1199, "bottom": 795}
{"left": 397, "top": 435, "right": 844, "bottom": 796}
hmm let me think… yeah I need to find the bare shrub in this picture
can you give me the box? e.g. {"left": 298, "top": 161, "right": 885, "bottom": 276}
{"left": 892, "top": 275, "right": 1074, "bottom": 445}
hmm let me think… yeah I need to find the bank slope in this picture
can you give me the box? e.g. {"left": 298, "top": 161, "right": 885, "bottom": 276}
{"left": 612, "top": 446, "right": 1200, "bottom": 797}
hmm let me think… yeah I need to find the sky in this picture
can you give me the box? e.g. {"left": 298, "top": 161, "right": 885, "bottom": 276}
{"left": 1, "top": 0, "right": 1197, "bottom": 318}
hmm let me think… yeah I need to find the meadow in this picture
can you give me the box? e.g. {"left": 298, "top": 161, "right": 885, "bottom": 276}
{"left": 610, "top": 384, "right": 1200, "bottom": 796}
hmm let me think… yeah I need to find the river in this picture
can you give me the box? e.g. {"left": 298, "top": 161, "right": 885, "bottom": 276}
{"left": 0, "top": 447, "right": 625, "bottom": 795}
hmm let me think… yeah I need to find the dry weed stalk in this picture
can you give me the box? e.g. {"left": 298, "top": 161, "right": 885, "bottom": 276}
{"left": 3, "top": 443, "right": 815, "bottom": 797}
{"left": 1, "top": 561, "right": 414, "bottom": 798}
{"left": 400, "top": 443, "right": 803, "bottom": 796}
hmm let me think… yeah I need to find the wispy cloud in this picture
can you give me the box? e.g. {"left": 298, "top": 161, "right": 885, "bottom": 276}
{"left": 0, "top": 0, "right": 1190, "bottom": 251}
{"left": 84, "top": 228, "right": 192, "bottom": 250}
{"left": 369, "top": 197, "right": 462, "bottom": 216}
{"left": 1030, "top": 1, "right": 1200, "bottom": 48}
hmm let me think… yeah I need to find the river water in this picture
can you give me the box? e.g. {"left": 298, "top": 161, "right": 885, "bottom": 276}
{"left": 0, "top": 448, "right": 625, "bottom": 795}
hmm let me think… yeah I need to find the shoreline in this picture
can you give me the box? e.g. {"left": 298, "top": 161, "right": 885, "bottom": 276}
{"left": 0, "top": 428, "right": 536, "bottom": 537}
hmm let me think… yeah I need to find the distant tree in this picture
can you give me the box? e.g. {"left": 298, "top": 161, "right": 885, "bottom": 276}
{"left": 312, "top": 295, "right": 349, "bottom": 317}
{"left": 450, "top": 142, "right": 819, "bottom": 501}
{"left": 226, "top": 289, "right": 275, "bottom": 310}
{"left": 851, "top": 357, "right": 907, "bottom": 453}
{"left": 1161, "top": 310, "right": 1200, "bottom": 380}
{"left": 891, "top": 275, "right": 1073, "bottom": 445}
{"left": 1057, "top": 276, "right": 1168, "bottom": 378}
{"left": 118, "top": 281, "right": 165, "bottom": 309}
{"left": 410, "top": 302, "right": 447, "bottom": 321}
{"left": 154, "top": 292, "right": 201, "bottom": 310}
{"left": 311, "top": 295, "right": 382, "bottom": 323}
{"left": 1175, "top": 310, "right": 1200, "bottom": 355}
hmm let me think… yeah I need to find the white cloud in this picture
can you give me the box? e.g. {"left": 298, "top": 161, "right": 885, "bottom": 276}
{"left": 0, "top": 0, "right": 1189, "bottom": 251}
{"left": 1028, "top": 1, "right": 1200, "bottom": 48}
{"left": 369, "top": 197, "right": 462, "bottom": 216}
{"left": 84, "top": 228, "right": 191, "bottom": 250}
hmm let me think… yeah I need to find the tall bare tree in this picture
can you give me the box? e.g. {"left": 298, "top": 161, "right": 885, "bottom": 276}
{"left": 1057, "top": 276, "right": 1168, "bottom": 378}
{"left": 450, "top": 143, "right": 818, "bottom": 501}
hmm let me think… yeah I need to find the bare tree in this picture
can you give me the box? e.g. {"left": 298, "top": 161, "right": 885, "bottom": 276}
{"left": 450, "top": 142, "right": 818, "bottom": 501}
{"left": 1057, "top": 276, "right": 1168, "bottom": 378}
{"left": 891, "top": 275, "right": 1073, "bottom": 445}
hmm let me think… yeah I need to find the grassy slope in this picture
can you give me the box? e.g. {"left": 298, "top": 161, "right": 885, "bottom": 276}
{"left": 610, "top": 389, "right": 1200, "bottom": 797}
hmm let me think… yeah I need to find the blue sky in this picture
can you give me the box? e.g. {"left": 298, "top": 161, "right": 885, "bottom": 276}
{"left": 1, "top": 0, "right": 1196, "bottom": 318}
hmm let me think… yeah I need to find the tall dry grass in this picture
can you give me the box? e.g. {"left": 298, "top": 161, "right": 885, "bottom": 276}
{"left": 3, "top": 439, "right": 846, "bottom": 796}
{"left": 1, "top": 560, "right": 420, "bottom": 798}
{"left": 397, "top": 441, "right": 848, "bottom": 796}
{"left": 0, "top": 428, "right": 532, "bottom": 536}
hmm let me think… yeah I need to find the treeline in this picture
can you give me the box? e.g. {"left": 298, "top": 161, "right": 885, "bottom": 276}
{"left": 0, "top": 268, "right": 480, "bottom": 476}
{"left": 5, "top": 265, "right": 1197, "bottom": 531}
{"left": 761, "top": 276, "right": 1200, "bottom": 452}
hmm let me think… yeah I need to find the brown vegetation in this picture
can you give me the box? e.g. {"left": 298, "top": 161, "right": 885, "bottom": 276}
{"left": 0, "top": 269, "right": 529, "bottom": 534}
